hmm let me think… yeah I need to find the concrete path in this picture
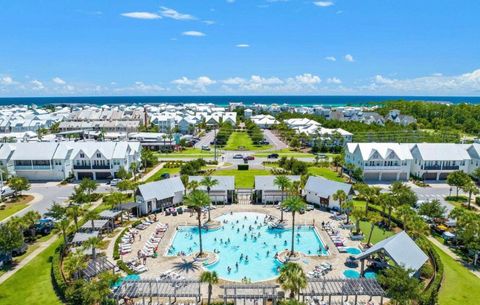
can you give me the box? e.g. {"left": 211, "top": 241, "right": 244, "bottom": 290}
{"left": 139, "top": 162, "right": 165, "bottom": 182}
{"left": 428, "top": 236, "right": 480, "bottom": 278}
{"left": 263, "top": 129, "right": 288, "bottom": 150}
{"left": 0, "top": 198, "right": 105, "bottom": 285}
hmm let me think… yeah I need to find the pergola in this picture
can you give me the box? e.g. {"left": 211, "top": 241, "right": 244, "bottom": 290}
{"left": 300, "top": 278, "right": 385, "bottom": 305}
{"left": 219, "top": 284, "right": 279, "bottom": 305}
{"left": 113, "top": 278, "right": 202, "bottom": 305}
{"left": 82, "top": 256, "right": 115, "bottom": 278}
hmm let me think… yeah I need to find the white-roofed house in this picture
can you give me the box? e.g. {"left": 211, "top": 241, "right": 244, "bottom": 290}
{"left": 254, "top": 175, "right": 301, "bottom": 204}
{"left": 303, "top": 176, "right": 354, "bottom": 209}
{"left": 188, "top": 176, "right": 235, "bottom": 204}
{"left": 136, "top": 177, "right": 185, "bottom": 214}
{"left": 345, "top": 143, "right": 413, "bottom": 181}
{"left": 410, "top": 143, "right": 470, "bottom": 180}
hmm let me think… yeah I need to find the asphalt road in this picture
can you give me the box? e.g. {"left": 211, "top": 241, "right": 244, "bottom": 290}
{"left": 263, "top": 129, "right": 288, "bottom": 150}
{"left": 194, "top": 130, "right": 216, "bottom": 149}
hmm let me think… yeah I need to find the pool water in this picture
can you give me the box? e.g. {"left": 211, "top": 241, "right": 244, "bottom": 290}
{"left": 364, "top": 271, "right": 377, "bottom": 279}
{"left": 343, "top": 269, "right": 360, "bottom": 279}
{"left": 345, "top": 247, "right": 362, "bottom": 255}
{"left": 168, "top": 212, "right": 327, "bottom": 282}
{"left": 113, "top": 274, "right": 140, "bottom": 288}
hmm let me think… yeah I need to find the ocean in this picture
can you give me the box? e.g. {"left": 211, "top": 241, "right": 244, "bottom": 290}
{"left": 0, "top": 95, "right": 479, "bottom": 107}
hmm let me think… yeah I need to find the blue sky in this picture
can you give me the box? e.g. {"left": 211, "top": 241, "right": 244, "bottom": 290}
{"left": 0, "top": 0, "right": 479, "bottom": 96}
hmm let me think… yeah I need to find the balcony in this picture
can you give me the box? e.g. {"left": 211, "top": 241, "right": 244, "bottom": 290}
{"left": 442, "top": 165, "right": 459, "bottom": 170}
{"left": 364, "top": 165, "right": 401, "bottom": 170}
{"left": 15, "top": 165, "right": 50, "bottom": 170}
{"left": 422, "top": 165, "right": 441, "bottom": 170}
{"left": 73, "top": 165, "right": 91, "bottom": 170}
{"left": 92, "top": 165, "right": 110, "bottom": 169}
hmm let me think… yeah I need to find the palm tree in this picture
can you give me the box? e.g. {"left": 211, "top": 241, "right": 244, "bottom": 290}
{"left": 184, "top": 190, "right": 211, "bottom": 256}
{"left": 462, "top": 180, "right": 479, "bottom": 209}
{"left": 200, "top": 271, "right": 219, "bottom": 305}
{"left": 366, "top": 213, "right": 383, "bottom": 245}
{"left": 84, "top": 209, "right": 99, "bottom": 231}
{"left": 56, "top": 218, "right": 70, "bottom": 244}
{"left": 83, "top": 236, "right": 101, "bottom": 263}
{"left": 386, "top": 195, "right": 400, "bottom": 227}
{"left": 67, "top": 204, "right": 83, "bottom": 230}
{"left": 129, "top": 162, "right": 138, "bottom": 180}
{"left": 282, "top": 196, "right": 306, "bottom": 257}
{"left": 397, "top": 205, "right": 415, "bottom": 233}
{"left": 180, "top": 175, "right": 189, "bottom": 196}
{"left": 200, "top": 176, "right": 219, "bottom": 222}
{"left": 332, "top": 155, "right": 344, "bottom": 174}
{"left": 332, "top": 190, "right": 349, "bottom": 221}
{"left": 79, "top": 178, "right": 98, "bottom": 205}
{"left": 188, "top": 180, "right": 200, "bottom": 192}
{"left": 274, "top": 175, "right": 292, "bottom": 222}
{"left": 344, "top": 163, "right": 356, "bottom": 183}
{"left": 350, "top": 207, "right": 364, "bottom": 235}
{"left": 22, "top": 210, "right": 41, "bottom": 238}
{"left": 63, "top": 251, "right": 88, "bottom": 280}
{"left": 277, "top": 262, "right": 307, "bottom": 299}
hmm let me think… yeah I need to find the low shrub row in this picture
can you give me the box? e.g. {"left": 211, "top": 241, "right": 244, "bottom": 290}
{"left": 116, "top": 259, "right": 135, "bottom": 274}
{"left": 419, "top": 243, "right": 444, "bottom": 305}
{"left": 51, "top": 243, "right": 67, "bottom": 302}
{"left": 164, "top": 161, "right": 184, "bottom": 168}
{"left": 113, "top": 227, "right": 130, "bottom": 260}
{"left": 237, "top": 164, "right": 249, "bottom": 170}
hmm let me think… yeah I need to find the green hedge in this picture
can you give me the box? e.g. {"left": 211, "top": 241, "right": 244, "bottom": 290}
{"left": 237, "top": 164, "right": 249, "bottom": 170}
{"left": 116, "top": 259, "right": 135, "bottom": 274}
{"left": 51, "top": 243, "right": 67, "bottom": 302}
{"left": 113, "top": 228, "right": 129, "bottom": 260}
{"left": 419, "top": 244, "right": 444, "bottom": 305}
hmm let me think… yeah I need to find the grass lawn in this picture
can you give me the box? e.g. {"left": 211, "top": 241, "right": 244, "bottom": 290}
{"left": 146, "top": 167, "right": 181, "bottom": 182}
{"left": 0, "top": 195, "right": 34, "bottom": 221}
{"left": 356, "top": 220, "right": 395, "bottom": 244}
{"left": 223, "top": 132, "right": 271, "bottom": 151}
{"left": 433, "top": 245, "right": 480, "bottom": 305}
{"left": 0, "top": 238, "right": 62, "bottom": 305}
{"left": 155, "top": 148, "right": 214, "bottom": 159}
{"left": 211, "top": 169, "right": 271, "bottom": 188}
{"left": 307, "top": 167, "right": 345, "bottom": 182}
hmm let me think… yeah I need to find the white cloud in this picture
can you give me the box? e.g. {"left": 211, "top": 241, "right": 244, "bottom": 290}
{"left": 121, "top": 12, "right": 161, "bottom": 20}
{"left": 182, "top": 31, "right": 206, "bottom": 37}
{"left": 327, "top": 77, "right": 342, "bottom": 84}
{"left": 0, "top": 76, "right": 14, "bottom": 85}
{"left": 222, "top": 77, "right": 246, "bottom": 85}
{"left": 344, "top": 54, "right": 354, "bottom": 62}
{"left": 203, "top": 20, "right": 216, "bottom": 25}
{"left": 172, "top": 76, "right": 216, "bottom": 91}
{"left": 294, "top": 73, "right": 321, "bottom": 85}
{"left": 52, "top": 77, "right": 66, "bottom": 85}
{"left": 160, "top": 7, "right": 195, "bottom": 21}
{"left": 367, "top": 69, "right": 480, "bottom": 94}
{"left": 313, "top": 1, "right": 334, "bottom": 7}
{"left": 325, "top": 56, "right": 336, "bottom": 62}
{"left": 31, "top": 80, "right": 45, "bottom": 90}
{"left": 236, "top": 44, "right": 250, "bottom": 48}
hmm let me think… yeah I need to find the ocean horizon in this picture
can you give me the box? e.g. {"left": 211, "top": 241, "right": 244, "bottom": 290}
{"left": 0, "top": 95, "right": 479, "bottom": 107}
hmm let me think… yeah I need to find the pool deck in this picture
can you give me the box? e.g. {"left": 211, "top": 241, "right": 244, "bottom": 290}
{"left": 107, "top": 205, "right": 365, "bottom": 299}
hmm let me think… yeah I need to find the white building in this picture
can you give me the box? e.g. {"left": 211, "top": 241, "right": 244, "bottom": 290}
{"left": 2, "top": 141, "right": 141, "bottom": 181}
{"left": 188, "top": 176, "right": 235, "bottom": 204}
{"left": 303, "top": 176, "right": 354, "bottom": 209}
{"left": 345, "top": 143, "right": 413, "bottom": 181}
{"left": 254, "top": 176, "right": 301, "bottom": 204}
{"left": 136, "top": 177, "right": 185, "bottom": 214}
{"left": 250, "top": 115, "right": 278, "bottom": 129}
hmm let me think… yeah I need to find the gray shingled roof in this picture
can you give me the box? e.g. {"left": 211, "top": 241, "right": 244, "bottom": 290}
{"left": 188, "top": 176, "right": 235, "bottom": 191}
{"left": 137, "top": 176, "right": 185, "bottom": 202}
{"left": 355, "top": 231, "right": 428, "bottom": 274}
{"left": 304, "top": 176, "right": 353, "bottom": 198}
{"left": 254, "top": 176, "right": 300, "bottom": 191}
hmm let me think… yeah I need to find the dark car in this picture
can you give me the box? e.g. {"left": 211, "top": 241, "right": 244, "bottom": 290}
{"left": 267, "top": 153, "right": 279, "bottom": 159}
{"left": 244, "top": 155, "right": 255, "bottom": 160}
{"left": 160, "top": 173, "right": 171, "bottom": 180}
{"left": 233, "top": 154, "right": 244, "bottom": 159}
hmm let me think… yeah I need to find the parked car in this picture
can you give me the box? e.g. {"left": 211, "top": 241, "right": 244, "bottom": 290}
{"left": 1, "top": 187, "right": 15, "bottom": 199}
{"left": 34, "top": 218, "right": 55, "bottom": 235}
{"left": 267, "top": 153, "right": 279, "bottom": 159}
{"left": 201, "top": 145, "right": 211, "bottom": 151}
{"left": 109, "top": 178, "right": 121, "bottom": 186}
{"left": 244, "top": 155, "right": 255, "bottom": 160}
{"left": 306, "top": 204, "right": 315, "bottom": 211}
{"left": 160, "top": 173, "right": 171, "bottom": 180}
{"left": 233, "top": 154, "right": 244, "bottom": 159}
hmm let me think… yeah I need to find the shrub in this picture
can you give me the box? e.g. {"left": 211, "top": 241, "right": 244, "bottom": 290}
{"left": 418, "top": 240, "right": 444, "bottom": 305}
{"left": 117, "top": 259, "right": 135, "bottom": 274}
{"left": 51, "top": 243, "right": 67, "bottom": 301}
{"left": 113, "top": 228, "right": 129, "bottom": 260}
{"left": 476, "top": 196, "right": 480, "bottom": 206}
{"left": 237, "top": 164, "right": 249, "bottom": 170}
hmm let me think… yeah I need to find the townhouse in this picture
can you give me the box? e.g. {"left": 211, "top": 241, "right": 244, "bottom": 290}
{"left": 0, "top": 141, "right": 141, "bottom": 181}
{"left": 345, "top": 142, "right": 480, "bottom": 181}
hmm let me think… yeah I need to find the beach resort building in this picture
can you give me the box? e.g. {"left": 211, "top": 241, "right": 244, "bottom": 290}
{"left": 254, "top": 175, "right": 301, "bottom": 204}
{"left": 303, "top": 176, "right": 354, "bottom": 209}
{"left": 136, "top": 177, "right": 185, "bottom": 214}
{"left": 188, "top": 176, "right": 235, "bottom": 204}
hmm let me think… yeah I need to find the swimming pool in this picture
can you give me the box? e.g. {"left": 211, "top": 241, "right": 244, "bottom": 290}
{"left": 168, "top": 212, "right": 327, "bottom": 282}
{"left": 343, "top": 269, "right": 360, "bottom": 279}
{"left": 345, "top": 247, "right": 362, "bottom": 255}
{"left": 113, "top": 274, "right": 140, "bottom": 288}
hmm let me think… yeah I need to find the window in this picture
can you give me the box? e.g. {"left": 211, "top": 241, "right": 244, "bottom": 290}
{"left": 96, "top": 153, "right": 101, "bottom": 158}
{"left": 80, "top": 153, "right": 85, "bottom": 158}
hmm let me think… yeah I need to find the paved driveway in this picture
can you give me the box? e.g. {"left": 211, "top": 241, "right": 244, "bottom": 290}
{"left": 409, "top": 183, "right": 460, "bottom": 213}
{"left": 263, "top": 129, "right": 288, "bottom": 150}
{"left": 194, "top": 130, "right": 215, "bottom": 149}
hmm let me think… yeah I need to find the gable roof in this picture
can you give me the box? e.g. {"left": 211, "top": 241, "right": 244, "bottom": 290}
{"left": 348, "top": 143, "right": 413, "bottom": 161}
{"left": 137, "top": 177, "right": 185, "bottom": 202}
{"left": 413, "top": 143, "right": 470, "bottom": 161}
{"left": 188, "top": 176, "right": 235, "bottom": 191}
{"left": 355, "top": 231, "right": 428, "bottom": 274}
{"left": 304, "top": 176, "right": 353, "bottom": 198}
{"left": 254, "top": 176, "right": 301, "bottom": 191}
{"left": 10, "top": 142, "right": 60, "bottom": 160}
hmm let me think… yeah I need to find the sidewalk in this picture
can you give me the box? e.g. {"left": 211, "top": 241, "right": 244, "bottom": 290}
{"left": 139, "top": 162, "right": 164, "bottom": 182}
{"left": 428, "top": 236, "right": 480, "bottom": 278}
